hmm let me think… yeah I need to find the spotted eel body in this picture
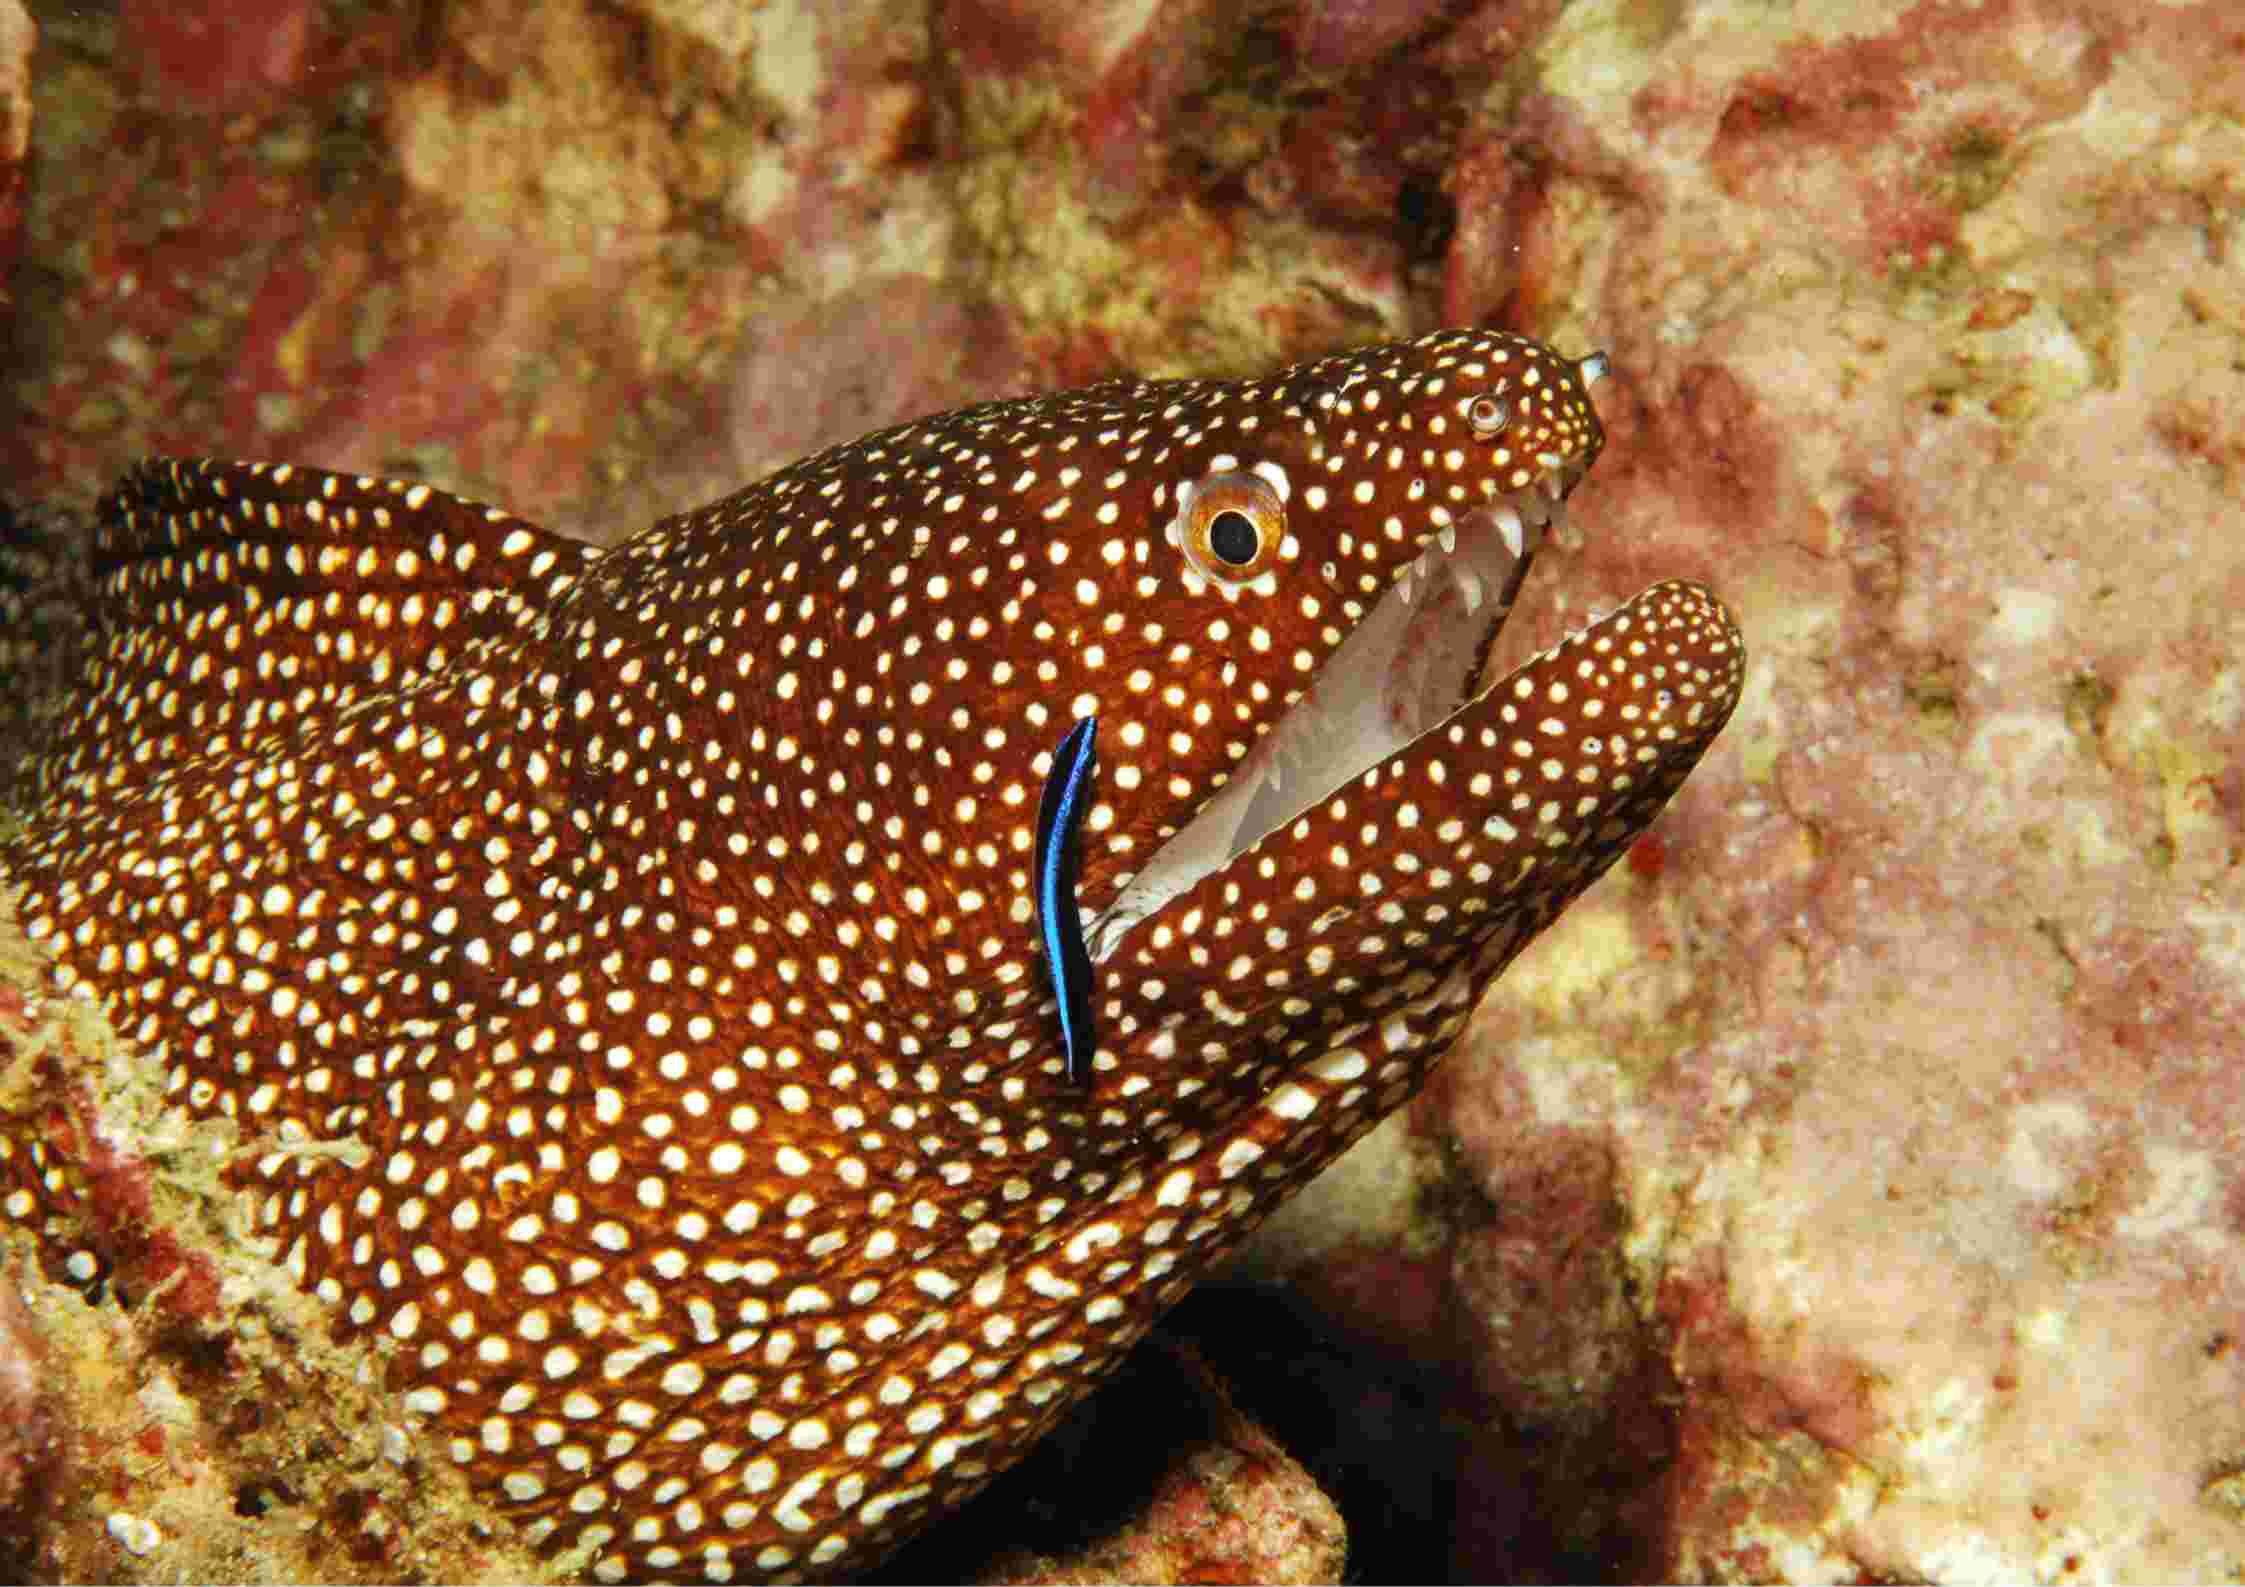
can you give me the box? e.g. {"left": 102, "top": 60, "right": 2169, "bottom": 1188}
{"left": 0, "top": 330, "right": 1743, "bottom": 1581}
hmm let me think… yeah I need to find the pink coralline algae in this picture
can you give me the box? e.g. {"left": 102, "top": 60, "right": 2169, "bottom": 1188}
{"left": 117, "top": 0, "right": 313, "bottom": 116}
{"left": 1244, "top": 1, "right": 2245, "bottom": 1580}
{"left": 6, "top": 0, "right": 2245, "bottom": 1579}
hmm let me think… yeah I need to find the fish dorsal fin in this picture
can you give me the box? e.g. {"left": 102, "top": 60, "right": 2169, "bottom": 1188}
{"left": 39, "top": 458, "right": 597, "bottom": 805}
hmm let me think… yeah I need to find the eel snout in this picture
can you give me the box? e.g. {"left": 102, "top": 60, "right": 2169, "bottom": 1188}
{"left": 1086, "top": 458, "right": 1582, "bottom": 963}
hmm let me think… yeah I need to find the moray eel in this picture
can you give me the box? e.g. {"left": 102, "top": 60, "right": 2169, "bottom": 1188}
{"left": 1032, "top": 713, "right": 1099, "bottom": 1084}
{"left": 0, "top": 329, "right": 1742, "bottom": 1581}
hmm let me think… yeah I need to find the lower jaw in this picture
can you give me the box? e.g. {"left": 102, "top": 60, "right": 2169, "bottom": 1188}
{"left": 1087, "top": 484, "right": 1568, "bottom": 964}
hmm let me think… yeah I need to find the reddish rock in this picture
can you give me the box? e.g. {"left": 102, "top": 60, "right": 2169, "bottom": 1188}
{"left": 0, "top": 898, "right": 559, "bottom": 1583}
{"left": 0, "top": 0, "right": 30, "bottom": 299}
{"left": 960, "top": 1341, "right": 1347, "bottom": 1585}
{"left": 726, "top": 275, "right": 1031, "bottom": 480}
{"left": 1293, "top": 0, "right": 1452, "bottom": 72}
{"left": 1248, "top": 2, "right": 2245, "bottom": 1579}
{"left": 8, "top": 0, "right": 2245, "bottom": 1578}
{"left": 0, "top": 1279, "right": 60, "bottom": 1571}
{"left": 118, "top": 0, "right": 314, "bottom": 115}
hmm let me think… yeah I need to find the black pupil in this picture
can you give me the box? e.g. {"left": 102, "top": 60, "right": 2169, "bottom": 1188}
{"left": 1208, "top": 510, "right": 1259, "bottom": 566}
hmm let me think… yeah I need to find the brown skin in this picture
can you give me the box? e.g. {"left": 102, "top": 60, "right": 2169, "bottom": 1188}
{"left": 2, "top": 330, "right": 1739, "bottom": 1580}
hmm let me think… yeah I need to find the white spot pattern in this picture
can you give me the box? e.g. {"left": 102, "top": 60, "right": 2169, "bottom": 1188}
{"left": 0, "top": 331, "right": 1741, "bottom": 1582}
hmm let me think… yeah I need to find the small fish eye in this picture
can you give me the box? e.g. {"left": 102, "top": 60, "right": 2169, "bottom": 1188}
{"left": 1175, "top": 471, "right": 1285, "bottom": 585}
{"left": 1468, "top": 395, "right": 1509, "bottom": 437}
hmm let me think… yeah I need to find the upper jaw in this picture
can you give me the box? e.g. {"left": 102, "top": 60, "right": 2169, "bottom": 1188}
{"left": 1083, "top": 574, "right": 1746, "bottom": 1049}
{"left": 1085, "top": 457, "right": 1580, "bottom": 964}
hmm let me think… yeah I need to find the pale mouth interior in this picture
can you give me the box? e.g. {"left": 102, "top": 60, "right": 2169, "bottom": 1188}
{"left": 1085, "top": 476, "right": 1572, "bottom": 963}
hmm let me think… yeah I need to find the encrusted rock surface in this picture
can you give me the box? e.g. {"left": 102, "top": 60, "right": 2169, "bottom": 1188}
{"left": 0, "top": 0, "right": 30, "bottom": 298}
{"left": 5, "top": 0, "right": 2244, "bottom": 1579}
{"left": 0, "top": 891, "right": 564, "bottom": 1583}
{"left": 1245, "top": 2, "right": 2245, "bottom": 1580}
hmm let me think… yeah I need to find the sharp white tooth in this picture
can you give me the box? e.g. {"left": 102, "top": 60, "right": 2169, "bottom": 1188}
{"left": 1494, "top": 505, "right": 1525, "bottom": 559}
{"left": 1437, "top": 525, "right": 1457, "bottom": 555}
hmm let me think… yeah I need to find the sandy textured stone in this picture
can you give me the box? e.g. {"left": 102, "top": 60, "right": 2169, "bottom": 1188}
{"left": 0, "top": 0, "right": 30, "bottom": 301}
{"left": 0, "top": 891, "right": 565, "bottom": 1583}
{"left": 5, "top": 0, "right": 2242, "bottom": 1579}
{"left": 1247, "top": 1, "right": 2245, "bottom": 1579}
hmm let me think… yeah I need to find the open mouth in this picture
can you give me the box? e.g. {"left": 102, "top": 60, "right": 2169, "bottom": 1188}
{"left": 1084, "top": 465, "right": 1578, "bottom": 964}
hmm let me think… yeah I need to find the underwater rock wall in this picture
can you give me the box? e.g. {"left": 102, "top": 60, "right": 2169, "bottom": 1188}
{"left": 3, "top": 0, "right": 2243, "bottom": 1580}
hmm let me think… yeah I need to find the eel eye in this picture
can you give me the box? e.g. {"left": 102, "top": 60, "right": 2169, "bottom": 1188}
{"left": 1177, "top": 471, "right": 1285, "bottom": 584}
{"left": 1208, "top": 509, "right": 1258, "bottom": 565}
{"left": 1467, "top": 395, "right": 1509, "bottom": 437}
